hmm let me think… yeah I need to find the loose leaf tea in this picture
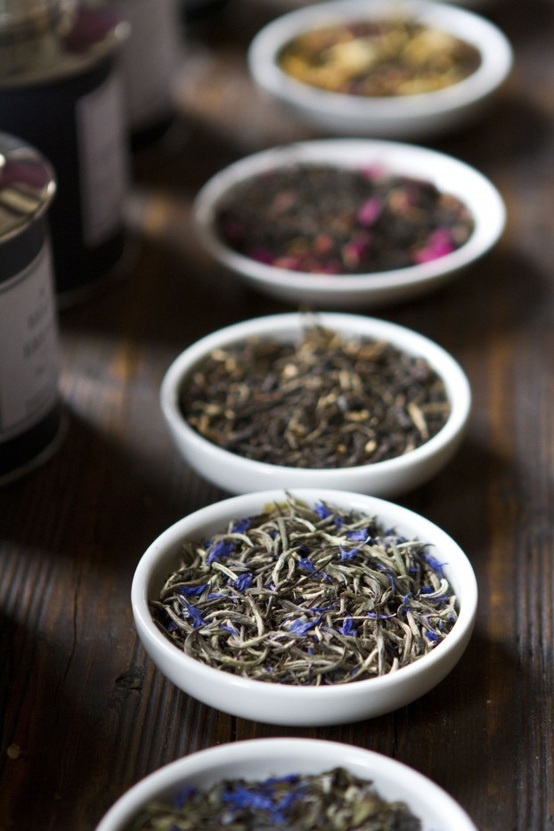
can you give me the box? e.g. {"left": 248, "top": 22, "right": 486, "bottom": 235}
{"left": 278, "top": 18, "right": 481, "bottom": 96}
{"left": 150, "top": 495, "right": 457, "bottom": 684}
{"left": 216, "top": 164, "right": 474, "bottom": 274}
{"left": 130, "top": 767, "right": 422, "bottom": 830}
{"left": 180, "top": 324, "right": 451, "bottom": 469}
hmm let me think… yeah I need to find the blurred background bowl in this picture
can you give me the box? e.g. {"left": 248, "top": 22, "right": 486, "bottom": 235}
{"left": 160, "top": 311, "right": 471, "bottom": 497}
{"left": 131, "top": 489, "right": 478, "bottom": 725}
{"left": 247, "top": 0, "right": 513, "bottom": 139}
{"left": 193, "top": 138, "right": 506, "bottom": 309}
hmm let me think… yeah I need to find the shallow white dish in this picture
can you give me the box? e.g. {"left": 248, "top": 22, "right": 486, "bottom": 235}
{"left": 131, "top": 488, "right": 477, "bottom": 726}
{"left": 248, "top": 0, "right": 513, "bottom": 139}
{"left": 193, "top": 139, "right": 505, "bottom": 309}
{"left": 160, "top": 312, "right": 471, "bottom": 497}
{"left": 95, "top": 737, "right": 478, "bottom": 830}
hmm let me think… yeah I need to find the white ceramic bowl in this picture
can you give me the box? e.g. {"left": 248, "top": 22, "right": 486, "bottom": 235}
{"left": 160, "top": 312, "right": 471, "bottom": 497}
{"left": 248, "top": 0, "right": 513, "bottom": 139}
{"left": 131, "top": 488, "right": 477, "bottom": 726}
{"left": 193, "top": 139, "right": 506, "bottom": 309}
{"left": 94, "top": 738, "right": 478, "bottom": 831}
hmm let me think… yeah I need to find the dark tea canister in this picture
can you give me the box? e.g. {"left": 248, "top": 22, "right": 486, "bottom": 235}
{"left": 0, "top": 0, "right": 131, "bottom": 307}
{"left": 0, "top": 132, "right": 65, "bottom": 485}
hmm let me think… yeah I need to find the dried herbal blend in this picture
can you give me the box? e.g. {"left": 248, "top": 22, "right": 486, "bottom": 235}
{"left": 215, "top": 164, "right": 474, "bottom": 274}
{"left": 150, "top": 495, "right": 457, "bottom": 684}
{"left": 130, "top": 767, "right": 422, "bottom": 830}
{"left": 278, "top": 18, "right": 481, "bottom": 97}
{"left": 179, "top": 325, "right": 451, "bottom": 469}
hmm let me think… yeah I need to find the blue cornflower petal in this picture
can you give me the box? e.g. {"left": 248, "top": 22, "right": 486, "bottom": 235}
{"left": 298, "top": 555, "right": 316, "bottom": 573}
{"left": 178, "top": 584, "right": 208, "bottom": 597}
{"left": 183, "top": 601, "right": 205, "bottom": 629}
{"left": 289, "top": 617, "right": 318, "bottom": 636}
{"left": 221, "top": 622, "right": 238, "bottom": 635}
{"left": 207, "top": 539, "right": 235, "bottom": 563}
{"left": 422, "top": 551, "right": 448, "bottom": 577}
{"left": 430, "top": 594, "right": 451, "bottom": 604}
{"left": 338, "top": 616, "right": 356, "bottom": 636}
{"left": 232, "top": 517, "right": 251, "bottom": 533}
{"left": 339, "top": 543, "right": 361, "bottom": 560}
{"left": 425, "top": 630, "right": 440, "bottom": 642}
{"left": 346, "top": 528, "right": 369, "bottom": 541}
{"left": 233, "top": 571, "right": 253, "bottom": 592}
{"left": 223, "top": 786, "right": 275, "bottom": 813}
{"left": 314, "top": 502, "right": 332, "bottom": 519}
{"left": 311, "top": 605, "right": 333, "bottom": 616}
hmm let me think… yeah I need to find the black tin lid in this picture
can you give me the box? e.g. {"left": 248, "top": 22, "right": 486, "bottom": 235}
{"left": 0, "top": 132, "right": 56, "bottom": 243}
{"left": 0, "top": 0, "right": 129, "bottom": 88}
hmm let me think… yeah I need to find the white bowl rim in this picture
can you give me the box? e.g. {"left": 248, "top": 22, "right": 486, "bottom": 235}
{"left": 94, "top": 737, "right": 478, "bottom": 831}
{"left": 160, "top": 311, "right": 472, "bottom": 483}
{"left": 132, "top": 487, "right": 478, "bottom": 701}
{"left": 248, "top": 0, "right": 514, "bottom": 118}
{"left": 193, "top": 138, "right": 506, "bottom": 299}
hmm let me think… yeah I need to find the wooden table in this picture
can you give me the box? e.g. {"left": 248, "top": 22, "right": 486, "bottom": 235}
{"left": 1, "top": 1, "right": 553, "bottom": 828}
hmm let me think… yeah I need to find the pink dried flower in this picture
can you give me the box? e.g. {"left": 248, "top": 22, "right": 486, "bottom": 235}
{"left": 357, "top": 196, "right": 383, "bottom": 227}
{"left": 413, "top": 228, "right": 455, "bottom": 264}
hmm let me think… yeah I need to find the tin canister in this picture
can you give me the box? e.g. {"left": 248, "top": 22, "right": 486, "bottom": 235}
{"left": 103, "top": 0, "right": 183, "bottom": 148}
{"left": 0, "top": 132, "right": 64, "bottom": 485}
{"left": 0, "top": 1, "right": 131, "bottom": 307}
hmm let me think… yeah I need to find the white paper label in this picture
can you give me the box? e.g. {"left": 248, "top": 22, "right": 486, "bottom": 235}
{"left": 76, "top": 69, "right": 129, "bottom": 248}
{"left": 0, "top": 244, "right": 60, "bottom": 440}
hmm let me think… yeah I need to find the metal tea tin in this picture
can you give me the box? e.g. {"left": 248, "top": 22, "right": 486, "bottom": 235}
{"left": 0, "top": 132, "right": 65, "bottom": 485}
{"left": 100, "top": 0, "right": 183, "bottom": 148}
{"left": 0, "top": 0, "right": 131, "bottom": 307}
